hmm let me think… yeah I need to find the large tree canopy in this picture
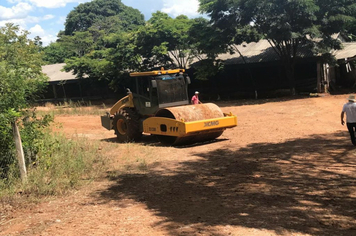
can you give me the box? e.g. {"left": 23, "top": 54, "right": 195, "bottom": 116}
{"left": 48, "top": 0, "right": 145, "bottom": 91}
{"left": 135, "top": 12, "right": 199, "bottom": 69}
{"left": 64, "top": 0, "right": 145, "bottom": 35}
{"left": 42, "top": 33, "right": 77, "bottom": 64}
{"left": 62, "top": 28, "right": 141, "bottom": 91}
{"left": 346, "top": 19, "right": 356, "bottom": 41}
{"left": 199, "top": 0, "right": 356, "bottom": 93}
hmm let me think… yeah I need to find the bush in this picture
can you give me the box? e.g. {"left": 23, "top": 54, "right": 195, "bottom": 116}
{"left": 0, "top": 110, "right": 53, "bottom": 179}
{"left": 0, "top": 109, "right": 104, "bottom": 197}
{"left": 0, "top": 116, "right": 15, "bottom": 178}
{"left": 21, "top": 110, "right": 53, "bottom": 167}
{"left": 0, "top": 131, "right": 104, "bottom": 197}
{"left": 25, "top": 132, "right": 104, "bottom": 195}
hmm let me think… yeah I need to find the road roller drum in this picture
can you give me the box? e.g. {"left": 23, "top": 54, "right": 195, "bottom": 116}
{"left": 153, "top": 103, "right": 226, "bottom": 145}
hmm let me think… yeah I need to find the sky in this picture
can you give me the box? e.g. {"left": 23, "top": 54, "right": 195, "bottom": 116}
{"left": 0, "top": 0, "right": 202, "bottom": 46}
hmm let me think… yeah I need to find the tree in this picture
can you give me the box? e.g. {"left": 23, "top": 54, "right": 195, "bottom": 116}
{"left": 345, "top": 19, "right": 356, "bottom": 41}
{"left": 135, "top": 12, "right": 197, "bottom": 69}
{"left": 189, "top": 17, "right": 230, "bottom": 60}
{"left": 0, "top": 24, "right": 47, "bottom": 113}
{"left": 64, "top": 0, "right": 144, "bottom": 35}
{"left": 43, "top": 42, "right": 76, "bottom": 64}
{"left": 0, "top": 24, "right": 48, "bottom": 180}
{"left": 63, "top": 30, "right": 141, "bottom": 91}
{"left": 199, "top": 0, "right": 356, "bottom": 94}
{"left": 56, "top": 0, "right": 146, "bottom": 92}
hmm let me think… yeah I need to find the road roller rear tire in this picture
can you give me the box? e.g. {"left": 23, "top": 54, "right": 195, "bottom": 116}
{"left": 113, "top": 108, "right": 142, "bottom": 142}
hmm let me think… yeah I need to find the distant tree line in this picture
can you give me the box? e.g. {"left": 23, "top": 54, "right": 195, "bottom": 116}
{"left": 41, "top": 0, "right": 356, "bottom": 94}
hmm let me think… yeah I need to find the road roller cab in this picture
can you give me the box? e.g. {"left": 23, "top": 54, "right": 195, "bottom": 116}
{"left": 101, "top": 68, "right": 237, "bottom": 145}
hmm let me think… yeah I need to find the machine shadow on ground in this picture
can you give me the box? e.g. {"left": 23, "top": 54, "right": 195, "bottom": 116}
{"left": 101, "top": 135, "right": 229, "bottom": 148}
{"left": 101, "top": 134, "right": 161, "bottom": 146}
{"left": 97, "top": 131, "right": 356, "bottom": 236}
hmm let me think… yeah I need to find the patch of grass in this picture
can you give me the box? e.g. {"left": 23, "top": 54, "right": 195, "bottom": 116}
{"left": 36, "top": 101, "right": 109, "bottom": 117}
{"left": 0, "top": 131, "right": 106, "bottom": 198}
{"left": 137, "top": 158, "right": 148, "bottom": 172}
{"left": 108, "top": 143, "right": 154, "bottom": 177}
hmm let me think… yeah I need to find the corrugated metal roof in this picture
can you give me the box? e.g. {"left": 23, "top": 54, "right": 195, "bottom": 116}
{"left": 219, "top": 40, "right": 276, "bottom": 64}
{"left": 41, "top": 63, "right": 77, "bottom": 82}
{"left": 216, "top": 39, "right": 315, "bottom": 65}
{"left": 334, "top": 43, "right": 356, "bottom": 60}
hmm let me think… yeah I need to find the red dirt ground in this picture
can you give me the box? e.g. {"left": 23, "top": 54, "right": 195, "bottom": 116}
{"left": 1, "top": 94, "right": 356, "bottom": 236}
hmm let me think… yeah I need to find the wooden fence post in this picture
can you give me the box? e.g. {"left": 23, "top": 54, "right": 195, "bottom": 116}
{"left": 11, "top": 120, "right": 27, "bottom": 182}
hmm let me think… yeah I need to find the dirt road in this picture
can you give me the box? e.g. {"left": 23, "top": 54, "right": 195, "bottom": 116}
{"left": 1, "top": 95, "right": 356, "bottom": 236}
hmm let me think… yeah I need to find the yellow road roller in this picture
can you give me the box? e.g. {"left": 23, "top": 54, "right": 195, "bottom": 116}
{"left": 101, "top": 68, "right": 237, "bottom": 145}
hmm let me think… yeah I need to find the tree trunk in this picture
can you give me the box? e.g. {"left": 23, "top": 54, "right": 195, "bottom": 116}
{"left": 267, "top": 40, "right": 297, "bottom": 96}
{"left": 234, "top": 46, "right": 258, "bottom": 99}
{"left": 11, "top": 121, "right": 27, "bottom": 182}
{"left": 284, "top": 63, "right": 296, "bottom": 96}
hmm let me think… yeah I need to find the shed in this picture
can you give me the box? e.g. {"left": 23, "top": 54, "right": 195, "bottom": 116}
{"left": 190, "top": 36, "right": 356, "bottom": 95}
{"left": 324, "top": 43, "right": 356, "bottom": 91}
{"left": 41, "top": 63, "right": 115, "bottom": 101}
